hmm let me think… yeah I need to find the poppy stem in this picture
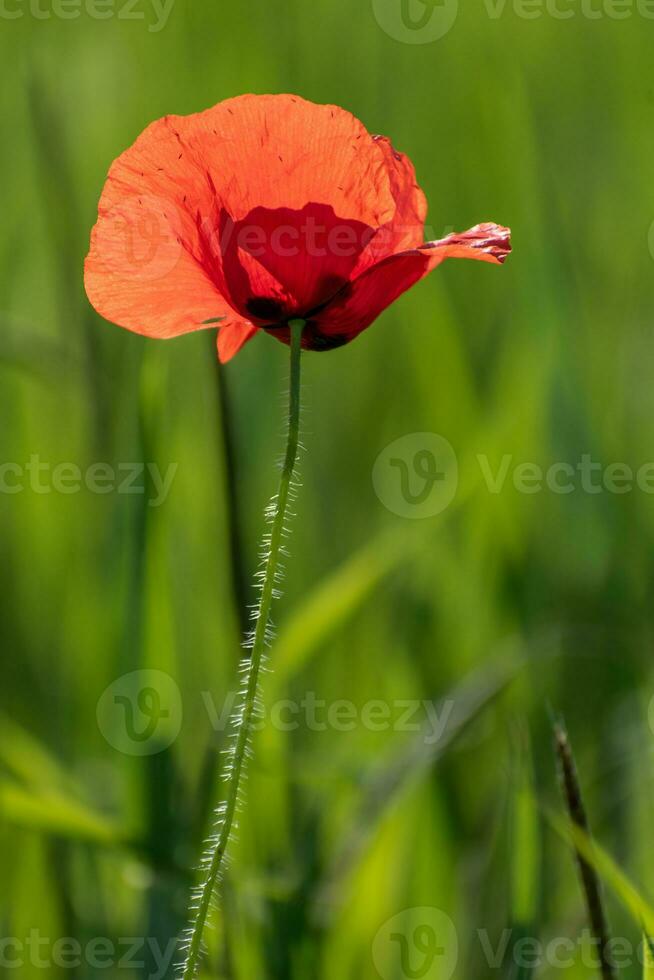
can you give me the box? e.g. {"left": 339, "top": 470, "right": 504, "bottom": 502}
{"left": 180, "top": 318, "right": 306, "bottom": 980}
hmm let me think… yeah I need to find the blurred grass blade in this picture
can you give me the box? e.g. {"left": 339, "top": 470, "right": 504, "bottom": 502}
{"left": 554, "top": 722, "right": 616, "bottom": 980}
{"left": 507, "top": 728, "right": 540, "bottom": 979}
{"left": 511, "top": 735, "right": 540, "bottom": 925}
{"left": 270, "top": 526, "right": 423, "bottom": 690}
{"left": 315, "top": 651, "right": 521, "bottom": 917}
{"left": 549, "top": 812, "right": 654, "bottom": 935}
{"left": 0, "top": 315, "right": 79, "bottom": 380}
{"left": 0, "top": 713, "right": 78, "bottom": 794}
{"left": 27, "top": 71, "right": 108, "bottom": 446}
{"left": 0, "top": 716, "right": 129, "bottom": 848}
{"left": 0, "top": 780, "right": 125, "bottom": 845}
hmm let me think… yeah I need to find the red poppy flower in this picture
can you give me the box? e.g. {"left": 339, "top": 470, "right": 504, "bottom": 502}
{"left": 84, "top": 94, "right": 511, "bottom": 362}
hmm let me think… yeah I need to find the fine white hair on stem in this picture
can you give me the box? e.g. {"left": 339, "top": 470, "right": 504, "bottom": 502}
{"left": 178, "top": 321, "right": 307, "bottom": 980}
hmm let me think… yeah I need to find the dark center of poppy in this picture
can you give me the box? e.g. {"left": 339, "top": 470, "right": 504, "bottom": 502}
{"left": 304, "top": 325, "right": 349, "bottom": 350}
{"left": 245, "top": 297, "right": 286, "bottom": 322}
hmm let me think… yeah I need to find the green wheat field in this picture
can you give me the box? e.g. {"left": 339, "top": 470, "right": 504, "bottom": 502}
{"left": 1, "top": 2, "right": 654, "bottom": 978}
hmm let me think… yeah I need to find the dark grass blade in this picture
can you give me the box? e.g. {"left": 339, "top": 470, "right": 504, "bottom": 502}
{"left": 554, "top": 721, "right": 617, "bottom": 980}
{"left": 213, "top": 342, "right": 250, "bottom": 638}
{"left": 644, "top": 934, "right": 654, "bottom": 977}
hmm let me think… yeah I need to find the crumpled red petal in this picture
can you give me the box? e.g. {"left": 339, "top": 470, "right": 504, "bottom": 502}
{"left": 304, "top": 223, "right": 512, "bottom": 346}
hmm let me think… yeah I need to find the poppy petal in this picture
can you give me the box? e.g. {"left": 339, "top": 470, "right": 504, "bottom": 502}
{"left": 217, "top": 322, "right": 259, "bottom": 363}
{"left": 222, "top": 204, "right": 375, "bottom": 319}
{"left": 218, "top": 209, "right": 295, "bottom": 323}
{"left": 164, "top": 94, "right": 396, "bottom": 228}
{"left": 85, "top": 96, "right": 510, "bottom": 359}
{"left": 353, "top": 136, "right": 427, "bottom": 274}
{"left": 84, "top": 123, "right": 250, "bottom": 339}
{"left": 85, "top": 95, "right": 400, "bottom": 340}
{"left": 306, "top": 223, "right": 511, "bottom": 346}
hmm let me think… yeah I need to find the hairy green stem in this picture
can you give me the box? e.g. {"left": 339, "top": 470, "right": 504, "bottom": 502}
{"left": 180, "top": 319, "right": 305, "bottom": 979}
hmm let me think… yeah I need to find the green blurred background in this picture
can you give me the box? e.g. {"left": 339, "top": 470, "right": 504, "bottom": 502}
{"left": 2, "top": 1, "right": 654, "bottom": 977}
